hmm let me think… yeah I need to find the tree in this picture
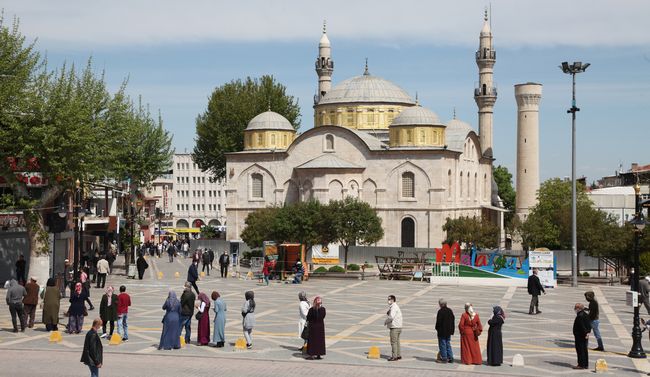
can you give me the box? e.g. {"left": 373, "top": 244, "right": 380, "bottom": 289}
{"left": 493, "top": 165, "right": 516, "bottom": 228}
{"left": 193, "top": 75, "right": 301, "bottom": 180}
{"left": 330, "top": 197, "right": 384, "bottom": 268}
{"left": 442, "top": 216, "right": 499, "bottom": 250}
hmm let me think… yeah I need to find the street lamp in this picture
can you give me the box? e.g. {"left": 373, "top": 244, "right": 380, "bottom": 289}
{"left": 629, "top": 181, "right": 647, "bottom": 358}
{"left": 73, "top": 179, "right": 86, "bottom": 281}
{"left": 560, "top": 61, "right": 590, "bottom": 288}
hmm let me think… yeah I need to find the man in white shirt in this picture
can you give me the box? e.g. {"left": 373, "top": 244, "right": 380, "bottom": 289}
{"left": 96, "top": 256, "right": 110, "bottom": 288}
{"left": 385, "top": 294, "right": 403, "bottom": 361}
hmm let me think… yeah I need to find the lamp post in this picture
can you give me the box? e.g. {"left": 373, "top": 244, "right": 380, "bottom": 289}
{"left": 73, "top": 179, "right": 86, "bottom": 281}
{"left": 629, "top": 181, "right": 647, "bottom": 358}
{"left": 560, "top": 61, "right": 590, "bottom": 288}
{"left": 53, "top": 204, "right": 68, "bottom": 279}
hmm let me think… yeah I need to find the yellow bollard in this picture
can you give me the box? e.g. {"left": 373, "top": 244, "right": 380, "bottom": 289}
{"left": 157, "top": 271, "right": 163, "bottom": 279}
{"left": 174, "top": 272, "right": 180, "bottom": 278}
{"left": 367, "top": 346, "right": 380, "bottom": 359}
{"left": 49, "top": 330, "right": 62, "bottom": 343}
{"left": 234, "top": 337, "right": 247, "bottom": 351}
{"left": 109, "top": 333, "right": 122, "bottom": 345}
{"left": 200, "top": 271, "right": 206, "bottom": 278}
{"left": 180, "top": 336, "right": 186, "bottom": 348}
{"left": 595, "top": 359, "right": 608, "bottom": 373}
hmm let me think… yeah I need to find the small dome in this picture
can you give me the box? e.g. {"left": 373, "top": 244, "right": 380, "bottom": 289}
{"left": 390, "top": 106, "right": 443, "bottom": 127}
{"left": 445, "top": 119, "right": 475, "bottom": 152}
{"left": 245, "top": 111, "right": 294, "bottom": 131}
{"left": 319, "top": 74, "right": 415, "bottom": 105}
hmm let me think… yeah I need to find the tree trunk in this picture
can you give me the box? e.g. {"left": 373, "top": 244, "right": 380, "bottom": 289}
{"left": 25, "top": 211, "right": 51, "bottom": 283}
{"left": 343, "top": 244, "right": 349, "bottom": 271}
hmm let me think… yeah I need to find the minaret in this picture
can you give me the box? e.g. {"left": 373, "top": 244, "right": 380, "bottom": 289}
{"left": 314, "top": 20, "right": 334, "bottom": 105}
{"left": 514, "top": 83, "right": 542, "bottom": 220}
{"left": 474, "top": 9, "right": 497, "bottom": 157}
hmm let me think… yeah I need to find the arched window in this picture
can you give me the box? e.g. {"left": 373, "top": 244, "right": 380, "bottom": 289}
{"left": 270, "top": 134, "right": 276, "bottom": 145}
{"left": 459, "top": 171, "right": 463, "bottom": 199}
{"left": 466, "top": 172, "right": 470, "bottom": 198}
{"left": 474, "top": 173, "right": 478, "bottom": 198}
{"left": 257, "top": 133, "right": 263, "bottom": 145}
{"left": 401, "top": 172, "right": 414, "bottom": 198}
{"left": 484, "top": 173, "right": 488, "bottom": 200}
{"left": 401, "top": 217, "right": 415, "bottom": 247}
{"left": 448, "top": 170, "right": 452, "bottom": 198}
{"left": 283, "top": 134, "right": 288, "bottom": 146}
{"left": 419, "top": 130, "right": 425, "bottom": 143}
{"left": 407, "top": 130, "right": 413, "bottom": 143}
{"left": 325, "top": 134, "right": 334, "bottom": 151}
{"left": 251, "top": 173, "right": 263, "bottom": 198}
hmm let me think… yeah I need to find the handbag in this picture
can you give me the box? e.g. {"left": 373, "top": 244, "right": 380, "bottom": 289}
{"left": 195, "top": 311, "right": 203, "bottom": 321}
{"left": 300, "top": 325, "right": 309, "bottom": 340}
{"left": 472, "top": 323, "right": 482, "bottom": 338}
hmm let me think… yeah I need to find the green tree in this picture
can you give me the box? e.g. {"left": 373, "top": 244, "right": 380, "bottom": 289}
{"left": 493, "top": 165, "right": 516, "bottom": 227}
{"left": 330, "top": 197, "right": 384, "bottom": 268}
{"left": 193, "top": 75, "right": 301, "bottom": 180}
{"left": 240, "top": 207, "right": 281, "bottom": 248}
{"left": 442, "top": 216, "right": 499, "bottom": 250}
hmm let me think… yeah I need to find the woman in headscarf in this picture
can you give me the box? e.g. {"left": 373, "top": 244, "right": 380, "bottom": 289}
{"left": 241, "top": 291, "right": 256, "bottom": 349}
{"left": 306, "top": 296, "right": 326, "bottom": 360}
{"left": 66, "top": 283, "right": 87, "bottom": 334}
{"left": 196, "top": 292, "right": 211, "bottom": 345}
{"left": 42, "top": 278, "right": 61, "bottom": 331}
{"left": 487, "top": 305, "right": 505, "bottom": 366}
{"left": 211, "top": 291, "right": 227, "bottom": 347}
{"left": 298, "top": 291, "right": 310, "bottom": 351}
{"left": 99, "top": 286, "right": 118, "bottom": 338}
{"left": 159, "top": 290, "right": 181, "bottom": 350}
{"left": 79, "top": 267, "right": 94, "bottom": 310}
{"left": 459, "top": 302, "right": 482, "bottom": 365}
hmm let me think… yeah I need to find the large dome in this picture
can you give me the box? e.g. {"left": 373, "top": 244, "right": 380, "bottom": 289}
{"left": 318, "top": 74, "right": 415, "bottom": 105}
{"left": 245, "top": 111, "right": 294, "bottom": 131}
{"left": 390, "top": 106, "right": 443, "bottom": 127}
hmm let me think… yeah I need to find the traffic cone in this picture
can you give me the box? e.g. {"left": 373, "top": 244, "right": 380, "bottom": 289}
{"left": 234, "top": 337, "right": 247, "bottom": 351}
{"left": 157, "top": 271, "right": 163, "bottom": 279}
{"left": 49, "top": 330, "right": 62, "bottom": 343}
{"left": 174, "top": 272, "right": 180, "bottom": 278}
{"left": 109, "top": 333, "right": 122, "bottom": 345}
{"left": 367, "top": 346, "right": 380, "bottom": 359}
{"left": 180, "top": 336, "right": 186, "bottom": 348}
{"left": 595, "top": 359, "right": 608, "bottom": 373}
{"left": 200, "top": 271, "right": 206, "bottom": 278}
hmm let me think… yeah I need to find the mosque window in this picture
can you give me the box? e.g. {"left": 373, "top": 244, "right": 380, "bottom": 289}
{"left": 448, "top": 170, "right": 452, "bottom": 198}
{"left": 460, "top": 171, "right": 463, "bottom": 199}
{"left": 325, "top": 134, "right": 335, "bottom": 151}
{"left": 347, "top": 108, "right": 354, "bottom": 126}
{"left": 484, "top": 173, "right": 488, "bottom": 200}
{"left": 401, "top": 172, "right": 415, "bottom": 198}
{"left": 419, "top": 130, "right": 425, "bottom": 143}
{"left": 257, "top": 133, "right": 263, "bottom": 145}
{"left": 283, "top": 134, "right": 288, "bottom": 146}
{"left": 407, "top": 130, "right": 412, "bottom": 143}
{"left": 270, "top": 134, "right": 276, "bottom": 145}
{"left": 387, "top": 109, "right": 395, "bottom": 124}
{"left": 251, "top": 173, "right": 263, "bottom": 199}
{"left": 367, "top": 109, "right": 376, "bottom": 127}
{"left": 467, "top": 172, "right": 470, "bottom": 198}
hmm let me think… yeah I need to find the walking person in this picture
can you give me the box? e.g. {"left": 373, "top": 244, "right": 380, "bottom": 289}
{"left": 5, "top": 279, "right": 27, "bottom": 332}
{"left": 298, "top": 291, "right": 310, "bottom": 352}
{"left": 241, "top": 291, "right": 256, "bottom": 349}
{"left": 42, "top": 278, "right": 61, "bottom": 331}
{"left": 208, "top": 248, "right": 215, "bottom": 270}
{"left": 196, "top": 292, "right": 211, "bottom": 346}
{"left": 262, "top": 256, "right": 273, "bottom": 286}
{"left": 435, "top": 298, "right": 455, "bottom": 363}
{"left": 81, "top": 318, "right": 103, "bottom": 377}
{"left": 136, "top": 254, "right": 149, "bottom": 280}
{"left": 459, "top": 303, "right": 482, "bottom": 365}
{"left": 640, "top": 276, "right": 650, "bottom": 315}
{"left": 219, "top": 251, "right": 230, "bottom": 278}
{"left": 99, "top": 286, "right": 118, "bottom": 339}
{"left": 187, "top": 261, "right": 200, "bottom": 295}
{"left": 167, "top": 242, "right": 175, "bottom": 263}
{"left": 179, "top": 282, "right": 195, "bottom": 345}
{"left": 117, "top": 286, "right": 131, "bottom": 341}
{"left": 105, "top": 251, "right": 116, "bottom": 275}
{"left": 211, "top": 291, "right": 226, "bottom": 347}
{"left": 487, "top": 306, "right": 505, "bottom": 366}
{"left": 15, "top": 255, "right": 26, "bottom": 285}
{"left": 182, "top": 241, "right": 190, "bottom": 258}
{"left": 80, "top": 267, "right": 94, "bottom": 310}
{"left": 572, "top": 302, "right": 592, "bottom": 369}
{"left": 23, "top": 277, "right": 39, "bottom": 328}
{"left": 385, "top": 295, "right": 403, "bottom": 361}
{"left": 306, "top": 296, "right": 326, "bottom": 360}
{"left": 584, "top": 291, "right": 604, "bottom": 351}
{"left": 66, "top": 283, "right": 87, "bottom": 334}
{"left": 159, "top": 290, "right": 181, "bottom": 350}
{"left": 527, "top": 268, "right": 545, "bottom": 314}
{"left": 96, "top": 256, "right": 109, "bottom": 289}
{"left": 202, "top": 250, "right": 211, "bottom": 276}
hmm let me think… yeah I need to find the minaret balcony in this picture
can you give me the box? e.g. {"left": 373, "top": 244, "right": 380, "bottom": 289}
{"left": 474, "top": 86, "right": 497, "bottom": 97}
{"left": 475, "top": 50, "right": 496, "bottom": 60}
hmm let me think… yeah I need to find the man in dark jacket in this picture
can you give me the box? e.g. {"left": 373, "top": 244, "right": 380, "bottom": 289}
{"left": 208, "top": 248, "right": 215, "bottom": 269}
{"left": 5, "top": 279, "right": 27, "bottom": 332}
{"left": 584, "top": 291, "right": 603, "bottom": 351}
{"left": 167, "top": 243, "right": 175, "bottom": 263}
{"left": 219, "top": 251, "right": 230, "bottom": 278}
{"left": 187, "top": 262, "right": 199, "bottom": 294}
{"left": 81, "top": 318, "right": 103, "bottom": 377}
{"left": 435, "top": 298, "right": 455, "bottom": 363}
{"left": 23, "top": 277, "right": 40, "bottom": 328}
{"left": 527, "top": 268, "right": 545, "bottom": 314}
{"left": 573, "top": 303, "right": 591, "bottom": 369}
{"left": 15, "top": 255, "right": 26, "bottom": 285}
{"left": 202, "top": 250, "right": 211, "bottom": 276}
{"left": 136, "top": 254, "right": 149, "bottom": 280}
{"left": 179, "top": 282, "right": 196, "bottom": 344}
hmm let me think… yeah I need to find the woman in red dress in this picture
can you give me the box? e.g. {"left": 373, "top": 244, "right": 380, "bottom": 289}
{"left": 196, "top": 292, "right": 211, "bottom": 345}
{"left": 459, "top": 302, "right": 483, "bottom": 365}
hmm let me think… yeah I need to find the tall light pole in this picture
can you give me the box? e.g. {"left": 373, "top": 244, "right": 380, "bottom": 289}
{"left": 560, "top": 61, "right": 590, "bottom": 288}
{"left": 629, "top": 180, "right": 647, "bottom": 358}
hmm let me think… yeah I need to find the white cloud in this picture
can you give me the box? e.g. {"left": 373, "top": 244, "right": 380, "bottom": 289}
{"left": 3, "top": 0, "right": 649, "bottom": 48}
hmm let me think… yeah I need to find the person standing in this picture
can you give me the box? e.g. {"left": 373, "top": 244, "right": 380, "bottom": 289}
{"left": 99, "top": 286, "right": 118, "bottom": 338}
{"left": 298, "top": 291, "right": 310, "bottom": 351}
{"left": 306, "top": 296, "right": 326, "bottom": 360}
{"left": 435, "top": 298, "right": 455, "bottom": 363}
{"left": 136, "top": 254, "right": 149, "bottom": 280}
{"left": 23, "top": 277, "right": 39, "bottom": 328}
{"left": 91, "top": 252, "right": 99, "bottom": 283}
{"left": 211, "top": 291, "right": 227, "bottom": 347}
{"left": 196, "top": 292, "right": 211, "bottom": 345}
{"left": 167, "top": 242, "right": 175, "bottom": 263}
{"left": 179, "top": 282, "right": 195, "bottom": 345}
{"left": 105, "top": 251, "right": 116, "bottom": 275}
{"left": 573, "top": 303, "right": 592, "bottom": 369}
{"left": 262, "top": 257, "right": 273, "bottom": 286}
{"left": 117, "top": 286, "right": 131, "bottom": 341}
{"left": 182, "top": 241, "right": 190, "bottom": 258}
{"left": 219, "top": 251, "right": 230, "bottom": 278}
{"left": 80, "top": 267, "right": 94, "bottom": 310}
{"left": 584, "top": 291, "right": 604, "bottom": 351}
{"left": 15, "top": 255, "right": 26, "bottom": 285}
{"left": 67, "top": 283, "right": 87, "bottom": 334}
{"left": 242, "top": 291, "right": 256, "bottom": 349}
{"left": 459, "top": 303, "right": 482, "bottom": 365}
{"left": 159, "top": 290, "right": 181, "bottom": 350}
{"left": 5, "top": 279, "right": 27, "bottom": 332}
{"left": 187, "top": 261, "right": 200, "bottom": 295}
{"left": 96, "top": 256, "right": 109, "bottom": 289}
{"left": 639, "top": 276, "right": 650, "bottom": 315}
{"left": 42, "top": 278, "right": 61, "bottom": 331}
{"left": 527, "top": 268, "right": 545, "bottom": 315}
{"left": 385, "top": 295, "right": 403, "bottom": 361}
{"left": 201, "top": 250, "right": 211, "bottom": 276}
{"left": 292, "top": 261, "right": 304, "bottom": 284}
{"left": 487, "top": 306, "right": 505, "bottom": 366}
{"left": 208, "top": 248, "right": 215, "bottom": 270}
{"left": 63, "top": 259, "right": 72, "bottom": 298}
{"left": 81, "top": 318, "right": 103, "bottom": 377}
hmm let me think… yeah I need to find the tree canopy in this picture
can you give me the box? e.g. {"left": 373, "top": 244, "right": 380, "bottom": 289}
{"left": 193, "top": 75, "right": 301, "bottom": 180}
{"left": 493, "top": 165, "right": 516, "bottom": 227}
{"left": 330, "top": 196, "right": 384, "bottom": 267}
{"left": 442, "top": 215, "right": 499, "bottom": 250}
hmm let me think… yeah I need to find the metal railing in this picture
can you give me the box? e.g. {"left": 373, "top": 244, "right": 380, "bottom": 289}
{"left": 431, "top": 262, "right": 460, "bottom": 277}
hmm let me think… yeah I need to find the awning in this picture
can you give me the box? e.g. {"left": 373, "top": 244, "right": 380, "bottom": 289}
{"left": 163, "top": 227, "right": 201, "bottom": 233}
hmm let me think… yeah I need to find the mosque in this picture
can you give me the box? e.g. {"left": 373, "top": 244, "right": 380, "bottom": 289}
{"left": 225, "top": 12, "right": 542, "bottom": 249}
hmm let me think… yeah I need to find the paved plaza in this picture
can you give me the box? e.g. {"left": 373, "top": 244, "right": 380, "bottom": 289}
{"left": 2, "top": 255, "right": 650, "bottom": 376}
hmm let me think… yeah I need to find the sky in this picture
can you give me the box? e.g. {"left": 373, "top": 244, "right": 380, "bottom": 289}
{"left": 3, "top": 0, "right": 649, "bottom": 184}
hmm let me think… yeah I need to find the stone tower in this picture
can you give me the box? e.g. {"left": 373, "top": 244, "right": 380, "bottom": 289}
{"left": 514, "top": 83, "right": 542, "bottom": 220}
{"left": 474, "top": 9, "right": 497, "bottom": 158}
{"left": 314, "top": 21, "right": 334, "bottom": 105}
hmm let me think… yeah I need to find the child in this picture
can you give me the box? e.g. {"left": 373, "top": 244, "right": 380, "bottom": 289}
{"left": 117, "top": 285, "right": 131, "bottom": 341}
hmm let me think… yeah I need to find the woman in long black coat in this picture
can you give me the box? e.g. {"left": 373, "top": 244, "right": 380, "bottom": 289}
{"left": 306, "top": 296, "right": 326, "bottom": 360}
{"left": 487, "top": 305, "right": 505, "bottom": 366}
